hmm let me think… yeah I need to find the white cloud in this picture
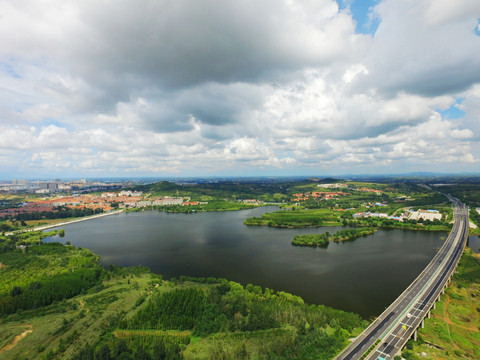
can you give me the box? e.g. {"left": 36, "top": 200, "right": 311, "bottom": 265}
{"left": 342, "top": 64, "right": 368, "bottom": 83}
{"left": 0, "top": 0, "right": 479, "bottom": 177}
{"left": 425, "top": 0, "right": 480, "bottom": 25}
{"left": 364, "top": 0, "right": 480, "bottom": 96}
{"left": 451, "top": 128, "right": 474, "bottom": 139}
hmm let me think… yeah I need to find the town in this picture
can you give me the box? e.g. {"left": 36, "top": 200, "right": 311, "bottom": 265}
{"left": 0, "top": 190, "right": 197, "bottom": 218}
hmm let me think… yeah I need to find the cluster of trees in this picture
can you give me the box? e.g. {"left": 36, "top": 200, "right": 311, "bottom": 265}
{"left": 0, "top": 266, "right": 102, "bottom": 315}
{"left": 72, "top": 335, "right": 186, "bottom": 360}
{"left": 406, "top": 192, "right": 449, "bottom": 207}
{"left": 0, "top": 221, "right": 13, "bottom": 232}
{"left": 292, "top": 234, "right": 330, "bottom": 247}
{"left": 5, "top": 207, "right": 103, "bottom": 221}
{"left": 292, "top": 228, "right": 376, "bottom": 247}
{"left": 0, "top": 230, "right": 61, "bottom": 252}
{"left": 0, "top": 242, "right": 102, "bottom": 314}
{"left": 123, "top": 285, "right": 279, "bottom": 335}
{"left": 104, "top": 264, "right": 152, "bottom": 279}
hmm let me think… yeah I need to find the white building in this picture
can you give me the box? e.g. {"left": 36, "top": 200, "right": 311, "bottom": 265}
{"left": 152, "top": 197, "right": 183, "bottom": 206}
{"left": 408, "top": 209, "right": 442, "bottom": 221}
{"left": 317, "top": 183, "right": 348, "bottom": 188}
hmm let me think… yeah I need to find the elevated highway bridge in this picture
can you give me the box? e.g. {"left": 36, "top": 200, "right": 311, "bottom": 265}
{"left": 335, "top": 196, "right": 469, "bottom": 360}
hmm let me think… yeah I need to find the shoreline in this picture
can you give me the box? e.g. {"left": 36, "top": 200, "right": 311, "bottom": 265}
{"left": 33, "top": 209, "right": 124, "bottom": 231}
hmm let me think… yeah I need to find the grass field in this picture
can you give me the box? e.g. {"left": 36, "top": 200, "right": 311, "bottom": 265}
{"left": 245, "top": 208, "right": 342, "bottom": 228}
{"left": 409, "top": 249, "right": 480, "bottom": 360}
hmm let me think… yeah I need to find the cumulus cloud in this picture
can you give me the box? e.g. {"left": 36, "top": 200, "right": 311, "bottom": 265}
{"left": 0, "top": 0, "right": 479, "bottom": 177}
{"left": 361, "top": 0, "right": 480, "bottom": 97}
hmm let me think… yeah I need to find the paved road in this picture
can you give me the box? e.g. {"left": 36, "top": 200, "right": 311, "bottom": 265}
{"left": 336, "top": 197, "right": 469, "bottom": 360}
{"left": 4, "top": 210, "right": 124, "bottom": 236}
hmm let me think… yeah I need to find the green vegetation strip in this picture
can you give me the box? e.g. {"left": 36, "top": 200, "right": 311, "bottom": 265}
{"left": 359, "top": 338, "right": 381, "bottom": 359}
{"left": 409, "top": 249, "right": 480, "bottom": 360}
{"left": 114, "top": 329, "right": 191, "bottom": 338}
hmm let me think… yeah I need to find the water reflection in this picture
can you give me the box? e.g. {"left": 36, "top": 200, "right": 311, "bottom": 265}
{"left": 45, "top": 207, "right": 445, "bottom": 318}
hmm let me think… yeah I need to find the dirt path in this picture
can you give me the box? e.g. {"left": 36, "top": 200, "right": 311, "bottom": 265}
{"left": 0, "top": 325, "right": 33, "bottom": 354}
{"left": 436, "top": 295, "right": 478, "bottom": 332}
{"left": 79, "top": 299, "right": 89, "bottom": 313}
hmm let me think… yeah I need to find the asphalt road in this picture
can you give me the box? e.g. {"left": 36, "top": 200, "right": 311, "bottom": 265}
{"left": 336, "top": 198, "right": 469, "bottom": 360}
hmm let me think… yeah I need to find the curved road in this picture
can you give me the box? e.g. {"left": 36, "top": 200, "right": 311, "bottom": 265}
{"left": 335, "top": 196, "right": 469, "bottom": 360}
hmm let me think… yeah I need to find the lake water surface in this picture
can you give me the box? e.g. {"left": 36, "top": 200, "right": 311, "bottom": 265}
{"left": 468, "top": 235, "right": 480, "bottom": 253}
{"left": 46, "top": 207, "right": 447, "bottom": 318}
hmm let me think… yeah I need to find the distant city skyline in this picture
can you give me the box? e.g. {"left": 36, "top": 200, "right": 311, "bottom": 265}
{"left": 1, "top": 0, "right": 479, "bottom": 178}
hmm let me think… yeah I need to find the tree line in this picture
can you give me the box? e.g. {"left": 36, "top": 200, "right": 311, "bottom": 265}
{"left": 4, "top": 207, "right": 103, "bottom": 221}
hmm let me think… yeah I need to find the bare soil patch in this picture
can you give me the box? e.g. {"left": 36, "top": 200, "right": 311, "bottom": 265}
{"left": 0, "top": 325, "right": 33, "bottom": 354}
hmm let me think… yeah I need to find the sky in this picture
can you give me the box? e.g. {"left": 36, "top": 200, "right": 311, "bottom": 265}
{"left": 1, "top": 0, "right": 480, "bottom": 179}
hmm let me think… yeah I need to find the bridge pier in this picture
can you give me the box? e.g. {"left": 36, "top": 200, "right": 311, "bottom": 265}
{"left": 413, "top": 330, "right": 417, "bottom": 341}
{"left": 421, "top": 319, "right": 424, "bottom": 328}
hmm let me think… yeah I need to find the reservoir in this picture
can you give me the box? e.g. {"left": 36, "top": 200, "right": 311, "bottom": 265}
{"left": 46, "top": 207, "right": 446, "bottom": 318}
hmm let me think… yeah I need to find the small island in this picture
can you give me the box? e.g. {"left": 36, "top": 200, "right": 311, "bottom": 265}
{"left": 292, "top": 228, "right": 376, "bottom": 247}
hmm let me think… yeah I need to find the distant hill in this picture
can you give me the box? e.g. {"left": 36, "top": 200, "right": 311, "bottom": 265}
{"left": 308, "top": 177, "right": 341, "bottom": 183}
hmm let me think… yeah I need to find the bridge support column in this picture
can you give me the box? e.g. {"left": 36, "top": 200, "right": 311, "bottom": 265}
{"left": 413, "top": 330, "right": 417, "bottom": 342}
{"left": 427, "top": 310, "right": 431, "bottom": 318}
{"left": 421, "top": 319, "right": 424, "bottom": 328}
{"left": 433, "top": 301, "right": 436, "bottom": 310}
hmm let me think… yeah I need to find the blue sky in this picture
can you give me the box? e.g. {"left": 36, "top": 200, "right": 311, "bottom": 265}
{"left": 0, "top": 0, "right": 479, "bottom": 179}
{"left": 439, "top": 99, "right": 465, "bottom": 120}
{"left": 337, "top": 0, "right": 380, "bottom": 34}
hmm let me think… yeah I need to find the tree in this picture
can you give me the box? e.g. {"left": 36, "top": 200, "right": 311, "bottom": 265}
{"left": 94, "top": 344, "right": 112, "bottom": 360}
{"left": 133, "top": 347, "right": 151, "bottom": 360}
{"left": 112, "top": 339, "right": 128, "bottom": 358}
{"left": 152, "top": 341, "right": 166, "bottom": 359}
{"left": 11, "top": 286, "right": 22, "bottom": 297}
{"left": 234, "top": 343, "right": 250, "bottom": 360}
